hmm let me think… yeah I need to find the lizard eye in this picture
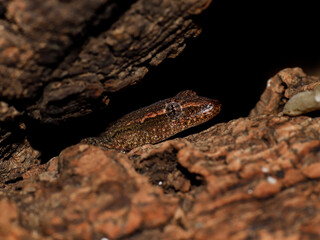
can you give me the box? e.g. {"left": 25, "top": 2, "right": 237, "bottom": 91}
{"left": 165, "top": 102, "right": 182, "bottom": 120}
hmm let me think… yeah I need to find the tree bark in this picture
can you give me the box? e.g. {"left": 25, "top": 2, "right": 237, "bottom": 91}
{"left": 0, "top": 0, "right": 211, "bottom": 183}
{"left": 2, "top": 1, "right": 320, "bottom": 240}
{"left": 2, "top": 67, "right": 320, "bottom": 239}
{"left": 1, "top": 0, "right": 210, "bottom": 123}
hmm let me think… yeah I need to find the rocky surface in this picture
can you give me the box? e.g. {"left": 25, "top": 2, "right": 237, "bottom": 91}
{"left": 1, "top": 67, "right": 320, "bottom": 239}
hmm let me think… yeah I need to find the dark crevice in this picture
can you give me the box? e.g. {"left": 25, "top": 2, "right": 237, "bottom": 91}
{"left": 0, "top": 1, "right": 6, "bottom": 19}
{"left": 5, "top": 176, "right": 23, "bottom": 185}
{"left": 25, "top": 110, "right": 109, "bottom": 163}
{"left": 133, "top": 149, "right": 204, "bottom": 194}
{"left": 177, "top": 163, "right": 204, "bottom": 187}
{"left": 304, "top": 111, "right": 320, "bottom": 119}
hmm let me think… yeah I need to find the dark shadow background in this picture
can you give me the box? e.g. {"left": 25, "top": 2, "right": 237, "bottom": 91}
{"left": 108, "top": 0, "right": 320, "bottom": 122}
{"left": 29, "top": 0, "right": 320, "bottom": 160}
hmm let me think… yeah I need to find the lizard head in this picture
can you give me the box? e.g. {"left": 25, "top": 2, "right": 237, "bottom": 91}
{"left": 166, "top": 90, "right": 221, "bottom": 129}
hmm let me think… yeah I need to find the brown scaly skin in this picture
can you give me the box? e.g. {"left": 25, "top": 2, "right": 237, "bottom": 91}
{"left": 82, "top": 90, "right": 221, "bottom": 150}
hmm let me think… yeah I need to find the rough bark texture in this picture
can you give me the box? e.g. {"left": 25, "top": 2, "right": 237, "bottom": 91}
{"left": 0, "top": 0, "right": 211, "bottom": 185}
{"left": 1, "top": 1, "right": 320, "bottom": 240}
{"left": 2, "top": 65, "right": 320, "bottom": 239}
{"left": 1, "top": 0, "right": 210, "bottom": 123}
{"left": 250, "top": 67, "right": 320, "bottom": 117}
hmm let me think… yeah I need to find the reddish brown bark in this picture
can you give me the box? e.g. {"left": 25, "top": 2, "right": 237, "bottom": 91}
{"left": 1, "top": 67, "right": 320, "bottom": 239}
{"left": 1, "top": 1, "right": 320, "bottom": 240}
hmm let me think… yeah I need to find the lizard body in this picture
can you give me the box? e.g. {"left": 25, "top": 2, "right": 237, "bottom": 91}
{"left": 82, "top": 90, "right": 220, "bottom": 150}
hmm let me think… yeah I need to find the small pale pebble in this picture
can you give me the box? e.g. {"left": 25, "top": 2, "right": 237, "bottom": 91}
{"left": 267, "top": 78, "right": 272, "bottom": 87}
{"left": 267, "top": 176, "right": 277, "bottom": 184}
{"left": 283, "top": 85, "right": 320, "bottom": 116}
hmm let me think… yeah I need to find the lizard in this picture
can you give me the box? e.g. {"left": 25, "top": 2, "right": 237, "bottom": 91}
{"left": 81, "top": 90, "right": 221, "bottom": 150}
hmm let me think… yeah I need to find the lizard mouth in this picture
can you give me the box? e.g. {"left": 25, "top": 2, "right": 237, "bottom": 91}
{"left": 189, "top": 99, "right": 221, "bottom": 118}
